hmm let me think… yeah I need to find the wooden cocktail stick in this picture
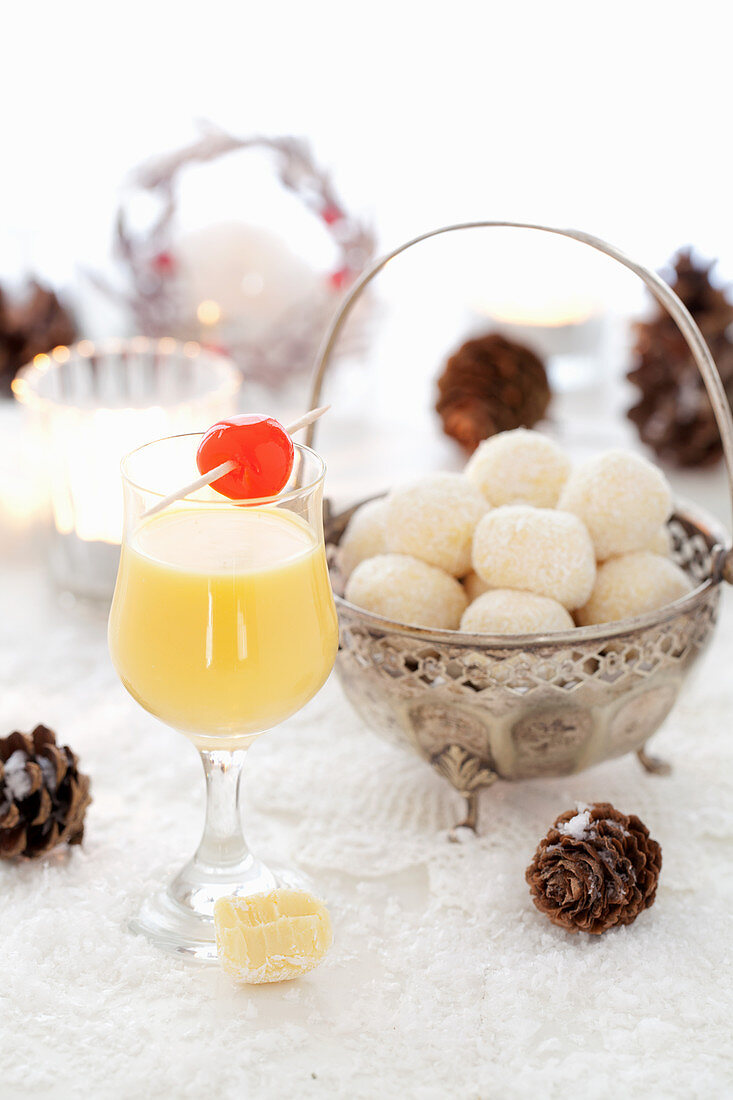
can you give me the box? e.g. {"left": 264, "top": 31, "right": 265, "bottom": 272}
{"left": 143, "top": 405, "right": 330, "bottom": 519}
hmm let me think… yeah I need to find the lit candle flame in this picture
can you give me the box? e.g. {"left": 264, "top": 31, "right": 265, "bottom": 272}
{"left": 197, "top": 299, "right": 222, "bottom": 326}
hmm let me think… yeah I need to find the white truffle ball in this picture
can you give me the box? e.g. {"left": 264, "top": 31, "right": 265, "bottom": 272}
{"left": 384, "top": 473, "right": 488, "bottom": 577}
{"left": 463, "top": 570, "right": 490, "bottom": 602}
{"left": 465, "top": 428, "right": 571, "bottom": 508}
{"left": 338, "top": 498, "right": 388, "bottom": 576}
{"left": 344, "top": 554, "right": 468, "bottom": 629}
{"left": 599, "top": 524, "right": 672, "bottom": 563}
{"left": 472, "top": 505, "right": 596, "bottom": 610}
{"left": 460, "top": 589, "right": 574, "bottom": 635}
{"left": 576, "top": 551, "right": 692, "bottom": 626}
{"left": 558, "top": 449, "right": 672, "bottom": 561}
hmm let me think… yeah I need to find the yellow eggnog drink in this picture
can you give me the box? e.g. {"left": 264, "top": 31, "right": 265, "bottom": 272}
{"left": 108, "top": 506, "right": 338, "bottom": 746}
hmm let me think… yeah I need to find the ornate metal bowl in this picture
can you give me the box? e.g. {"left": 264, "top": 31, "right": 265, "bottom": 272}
{"left": 307, "top": 222, "right": 733, "bottom": 830}
{"left": 326, "top": 502, "right": 724, "bottom": 829}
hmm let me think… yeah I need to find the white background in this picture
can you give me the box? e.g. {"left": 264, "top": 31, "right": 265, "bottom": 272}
{"left": 2, "top": 0, "right": 732, "bottom": 292}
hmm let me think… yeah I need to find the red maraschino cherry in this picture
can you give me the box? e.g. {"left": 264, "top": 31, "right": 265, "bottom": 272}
{"left": 196, "top": 414, "right": 295, "bottom": 500}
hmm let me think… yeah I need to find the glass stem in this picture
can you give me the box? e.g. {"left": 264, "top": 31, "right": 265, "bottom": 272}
{"left": 194, "top": 749, "right": 250, "bottom": 871}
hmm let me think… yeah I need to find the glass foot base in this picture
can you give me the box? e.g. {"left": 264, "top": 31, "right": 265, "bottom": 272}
{"left": 130, "top": 857, "right": 309, "bottom": 963}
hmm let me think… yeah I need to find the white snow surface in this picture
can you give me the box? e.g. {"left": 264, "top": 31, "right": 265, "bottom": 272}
{"left": 2, "top": 536, "right": 733, "bottom": 1099}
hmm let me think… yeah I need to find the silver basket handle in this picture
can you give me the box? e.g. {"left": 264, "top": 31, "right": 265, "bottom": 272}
{"left": 306, "top": 221, "right": 733, "bottom": 569}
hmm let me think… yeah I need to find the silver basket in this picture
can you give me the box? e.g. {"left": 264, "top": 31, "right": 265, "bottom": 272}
{"left": 307, "top": 222, "right": 733, "bottom": 831}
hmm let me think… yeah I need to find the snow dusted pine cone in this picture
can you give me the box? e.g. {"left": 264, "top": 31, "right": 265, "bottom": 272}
{"left": 0, "top": 725, "right": 91, "bottom": 859}
{"left": 627, "top": 249, "right": 733, "bottom": 467}
{"left": 525, "top": 802, "right": 662, "bottom": 935}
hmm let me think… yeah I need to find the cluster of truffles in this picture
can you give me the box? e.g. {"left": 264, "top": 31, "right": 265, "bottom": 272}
{"left": 339, "top": 428, "right": 693, "bottom": 635}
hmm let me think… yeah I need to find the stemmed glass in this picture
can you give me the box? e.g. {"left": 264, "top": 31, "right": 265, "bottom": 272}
{"left": 108, "top": 433, "right": 338, "bottom": 960}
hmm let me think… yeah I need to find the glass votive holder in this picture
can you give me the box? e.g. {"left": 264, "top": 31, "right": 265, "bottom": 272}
{"left": 12, "top": 337, "right": 241, "bottom": 599}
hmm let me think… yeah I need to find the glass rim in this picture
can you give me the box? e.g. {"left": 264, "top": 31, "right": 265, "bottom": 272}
{"left": 11, "top": 336, "right": 241, "bottom": 412}
{"left": 121, "top": 432, "right": 327, "bottom": 507}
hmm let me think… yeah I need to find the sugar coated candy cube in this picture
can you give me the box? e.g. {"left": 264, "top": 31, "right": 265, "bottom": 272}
{"left": 214, "top": 889, "right": 333, "bottom": 984}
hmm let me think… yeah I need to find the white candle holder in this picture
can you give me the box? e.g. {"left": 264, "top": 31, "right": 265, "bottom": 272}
{"left": 12, "top": 337, "right": 241, "bottom": 599}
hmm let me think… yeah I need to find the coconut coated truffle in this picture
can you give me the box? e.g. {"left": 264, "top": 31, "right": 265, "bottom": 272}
{"left": 338, "top": 498, "right": 388, "bottom": 576}
{"left": 558, "top": 450, "right": 672, "bottom": 561}
{"left": 598, "top": 524, "right": 672, "bottom": 563}
{"left": 465, "top": 428, "right": 571, "bottom": 508}
{"left": 344, "top": 554, "right": 468, "bottom": 629}
{"left": 384, "top": 473, "right": 488, "bottom": 577}
{"left": 576, "top": 551, "right": 692, "bottom": 626}
{"left": 472, "top": 505, "right": 596, "bottom": 610}
{"left": 460, "top": 589, "right": 574, "bottom": 635}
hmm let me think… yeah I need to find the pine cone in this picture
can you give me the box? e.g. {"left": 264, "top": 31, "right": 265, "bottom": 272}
{"left": 0, "top": 280, "right": 76, "bottom": 395}
{"left": 525, "top": 802, "right": 662, "bottom": 935}
{"left": 628, "top": 249, "right": 733, "bottom": 467}
{"left": 436, "top": 333, "right": 550, "bottom": 452}
{"left": 0, "top": 725, "right": 91, "bottom": 860}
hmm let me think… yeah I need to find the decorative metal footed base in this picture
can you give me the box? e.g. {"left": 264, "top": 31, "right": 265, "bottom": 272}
{"left": 429, "top": 744, "right": 497, "bottom": 839}
{"left": 637, "top": 745, "right": 672, "bottom": 776}
{"left": 448, "top": 792, "right": 481, "bottom": 841}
